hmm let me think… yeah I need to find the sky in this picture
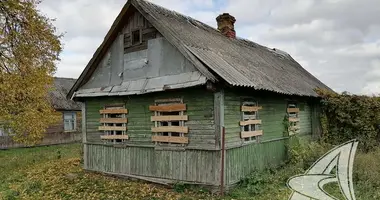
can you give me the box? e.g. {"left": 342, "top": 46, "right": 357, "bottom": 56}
{"left": 38, "top": 0, "right": 380, "bottom": 95}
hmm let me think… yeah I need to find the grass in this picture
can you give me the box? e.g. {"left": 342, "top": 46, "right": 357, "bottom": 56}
{"left": 1, "top": 142, "right": 380, "bottom": 200}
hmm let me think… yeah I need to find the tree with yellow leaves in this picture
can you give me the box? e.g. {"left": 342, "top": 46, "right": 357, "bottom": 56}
{"left": 0, "top": 0, "right": 62, "bottom": 144}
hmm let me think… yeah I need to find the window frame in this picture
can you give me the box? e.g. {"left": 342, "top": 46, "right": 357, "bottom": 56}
{"left": 131, "top": 28, "right": 142, "bottom": 46}
{"left": 63, "top": 112, "right": 77, "bottom": 132}
{"left": 287, "top": 101, "right": 300, "bottom": 135}
{"left": 150, "top": 98, "right": 188, "bottom": 147}
{"left": 99, "top": 104, "right": 129, "bottom": 144}
{"left": 240, "top": 98, "right": 263, "bottom": 143}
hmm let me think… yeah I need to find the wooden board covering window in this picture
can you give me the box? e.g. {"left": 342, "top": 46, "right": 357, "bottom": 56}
{"left": 288, "top": 117, "right": 299, "bottom": 122}
{"left": 150, "top": 99, "right": 188, "bottom": 145}
{"left": 151, "top": 115, "right": 188, "bottom": 122}
{"left": 239, "top": 119, "right": 262, "bottom": 126}
{"left": 98, "top": 126, "right": 127, "bottom": 131}
{"left": 287, "top": 103, "right": 300, "bottom": 135}
{"left": 99, "top": 109, "right": 128, "bottom": 114}
{"left": 151, "top": 126, "right": 189, "bottom": 134}
{"left": 240, "top": 100, "right": 263, "bottom": 141}
{"left": 100, "top": 135, "right": 129, "bottom": 140}
{"left": 241, "top": 130, "right": 263, "bottom": 138}
{"left": 149, "top": 104, "right": 186, "bottom": 112}
{"left": 99, "top": 105, "right": 128, "bottom": 142}
{"left": 287, "top": 108, "right": 299, "bottom": 113}
{"left": 241, "top": 106, "right": 262, "bottom": 112}
{"left": 100, "top": 118, "right": 128, "bottom": 123}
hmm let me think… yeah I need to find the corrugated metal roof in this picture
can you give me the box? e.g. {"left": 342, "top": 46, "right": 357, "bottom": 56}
{"left": 74, "top": 71, "right": 206, "bottom": 97}
{"left": 68, "top": 0, "right": 332, "bottom": 98}
{"left": 133, "top": 0, "right": 331, "bottom": 96}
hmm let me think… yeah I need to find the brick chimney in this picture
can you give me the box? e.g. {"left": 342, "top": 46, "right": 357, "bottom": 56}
{"left": 216, "top": 13, "right": 236, "bottom": 39}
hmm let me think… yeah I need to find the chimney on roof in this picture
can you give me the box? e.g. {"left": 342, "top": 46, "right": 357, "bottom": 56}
{"left": 216, "top": 13, "right": 236, "bottom": 39}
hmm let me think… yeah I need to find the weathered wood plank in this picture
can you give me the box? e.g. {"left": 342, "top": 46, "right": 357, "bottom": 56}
{"left": 154, "top": 98, "right": 182, "bottom": 103}
{"left": 151, "top": 115, "right": 188, "bottom": 122}
{"left": 151, "top": 136, "right": 188, "bottom": 144}
{"left": 149, "top": 104, "right": 186, "bottom": 112}
{"left": 288, "top": 117, "right": 299, "bottom": 122}
{"left": 151, "top": 126, "right": 188, "bottom": 133}
{"left": 289, "top": 126, "right": 301, "bottom": 131}
{"left": 241, "top": 106, "right": 262, "bottom": 112}
{"left": 100, "top": 118, "right": 128, "bottom": 123}
{"left": 287, "top": 108, "right": 299, "bottom": 113}
{"left": 240, "top": 130, "right": 263, "bottom": 138}
{"left": 239, "top": 119, "right": 262, "bottom": 126}
{"left": 98, "top": 126, "right": 127, "bottom": 131}
{"left": 100, "top": 135, "right": 129, "bottom": 140}
{"left": 99, "top": 109, "right": 128, "bottom": 114}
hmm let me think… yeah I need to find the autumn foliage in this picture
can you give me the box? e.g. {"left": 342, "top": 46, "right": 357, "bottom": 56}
{"left": 316, "top": 89, "right": 380, "bottom": 151}
{"left": 0, "top": 0, "right": 62, "bottom": 144}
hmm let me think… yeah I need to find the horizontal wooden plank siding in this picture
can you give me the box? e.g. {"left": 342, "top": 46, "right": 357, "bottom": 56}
{"left": 223, "top": 89, "right": 316, "bottom": 185}
{"left": 224, "top": 89, "right": 314, "bottom": 147}
{"left": 85, "top": 87, "right": 215, "bottom": 149}
{"left": 85, "top": 144, "right": 220, "bottom": 185}
{"left": 151, "top": 136, "right": 188, "bottom": 144}
{"left": 225, "top": 138, "right": 287, "bottom": 184}
{"left": 298, "top": 102, "right": 312, "bottom": 135}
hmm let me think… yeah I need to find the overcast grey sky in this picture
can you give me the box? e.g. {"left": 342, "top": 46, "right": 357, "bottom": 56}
{"left": 38, "top": 0, "right": 380, "bottom": 95}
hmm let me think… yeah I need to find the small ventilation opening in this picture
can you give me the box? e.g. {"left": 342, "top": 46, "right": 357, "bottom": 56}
{"left": 132, "top": 29, "right": 141, "bottom": 45}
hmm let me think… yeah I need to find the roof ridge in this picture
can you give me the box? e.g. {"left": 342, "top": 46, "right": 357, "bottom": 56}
{"left": 54, "top": 76, "right": 77, "bottom": 80}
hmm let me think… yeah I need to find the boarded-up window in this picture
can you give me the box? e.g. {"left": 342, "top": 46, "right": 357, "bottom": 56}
{"left": 240, "top": 99, "right": 263, "bottom": 142}
{"left": 149, "top": 98, "right": 188, "bottom": 146}
{"left": 99, "top": 105, "right": 128, "bottom": 144}
{"left": 287, "top": 102, "right": 300, "bottom": 135}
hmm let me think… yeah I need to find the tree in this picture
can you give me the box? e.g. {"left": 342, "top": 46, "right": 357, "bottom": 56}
{"left": 0, "top": 0, "right": 62, "bottom": 144}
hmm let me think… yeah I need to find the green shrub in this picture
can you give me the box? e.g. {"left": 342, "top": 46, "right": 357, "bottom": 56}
{"left": 316, "top": 89, "right": 380, "bottom": 151}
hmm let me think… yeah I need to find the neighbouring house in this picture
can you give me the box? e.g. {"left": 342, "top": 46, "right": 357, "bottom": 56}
{"left": 0, "top": 77, "right": 82, "bottom": 149}
{"left": 68, "top": 0, "right": 331, "bottom": 190}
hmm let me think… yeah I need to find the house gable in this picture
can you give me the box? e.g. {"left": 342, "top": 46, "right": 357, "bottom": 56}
{"left": 75, "top": 7, "right": 206, "bottom": 97}
{"left": 71, "top": 4, "right": 210, "bottom": 98}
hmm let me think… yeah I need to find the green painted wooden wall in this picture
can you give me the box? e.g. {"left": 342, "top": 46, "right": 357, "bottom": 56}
{"left": 85, "top": 87, "right": 217, "bottom": 149}
{"left": 85, "top": 144, "right": 221, "bottom": 184}
{"left": 83, "top": 87, "right": 221, "bottom": 185}
{"left": 224, "top": 89, "right": 313, "bottom": 148}
{"left": 222, "top": 89, "right": 314, "bottom": 184}
{"left": 225, "top": 139, "right": 287, "bottom": 184}
{"left": 82, "top": 87, "right": 319, "bottom": 187}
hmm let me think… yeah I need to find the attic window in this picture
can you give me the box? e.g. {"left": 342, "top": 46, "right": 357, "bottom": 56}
{"left": 287, "top": 101, "right": 300, "bottom": 135}
{"left": 240, "top": 98, "right": 263, "bottom": 142}
{"left": 149, "top": 98, "right": 189, "bottom": 146}
{"left": 99, "top": 105, "right": 129, "bottom": 144}
{"left": 131, "top": 29, "right": 142, "bottom": 45}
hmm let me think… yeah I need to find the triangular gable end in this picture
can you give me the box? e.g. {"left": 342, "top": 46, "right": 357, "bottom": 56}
{"left": 68, "top": 0, "right": 217, "bottom": 99}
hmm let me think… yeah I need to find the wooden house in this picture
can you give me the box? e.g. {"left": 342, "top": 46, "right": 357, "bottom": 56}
{"left": 0, "top": 77, "right": 82, "bottom": 149}
{"left": 68, "top": 0, "right": 331, "bottom": 190}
